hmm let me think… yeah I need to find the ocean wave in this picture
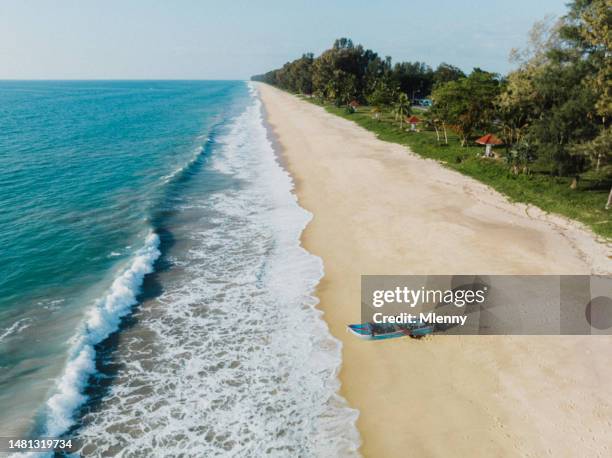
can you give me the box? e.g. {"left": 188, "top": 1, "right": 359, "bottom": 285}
{"left": 160, "top": 145, "right": 206, "bottom": 184}
{"left": 42, "top": 231, "right": 160, "bottom": 437}
{"left": 70, "top": 81, "right": 361, "bottom": 456}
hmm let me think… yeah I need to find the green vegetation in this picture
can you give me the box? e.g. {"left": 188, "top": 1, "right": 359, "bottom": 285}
{"left": 252, "top": 0, "right": 611, "bottom": 238}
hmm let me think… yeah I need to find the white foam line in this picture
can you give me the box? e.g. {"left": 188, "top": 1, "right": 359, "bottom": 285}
{"left": 0, "top": 318, "right": 31, "bottom": 343}
{"left": 42, "top": 231, "right": 160, "bottom": 436}
{"left": 160, "top": 145, "right": 204, "bottom": 184}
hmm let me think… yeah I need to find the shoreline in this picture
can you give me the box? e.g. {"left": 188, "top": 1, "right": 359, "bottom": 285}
{"left": 256, "top": 82, "right": 612, "bottom": 457}
{"left": 259, "top": 85, "right": 362, "bottom": 454}
{"left": 256, "top": 87, "right": 362, "bottom": 454}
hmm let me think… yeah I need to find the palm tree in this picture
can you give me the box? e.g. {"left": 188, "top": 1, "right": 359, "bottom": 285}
{"left": 394, "top": 93, "right": 411, "bottom": 129}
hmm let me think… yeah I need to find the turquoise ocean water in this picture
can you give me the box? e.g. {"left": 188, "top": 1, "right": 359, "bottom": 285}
{"left": 0, "top": 81, "right": 359, "bottom": 456}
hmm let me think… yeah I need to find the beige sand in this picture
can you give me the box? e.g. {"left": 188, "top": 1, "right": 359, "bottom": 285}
{"left": 256, "top": 83, "right": 612, "bottom": 458}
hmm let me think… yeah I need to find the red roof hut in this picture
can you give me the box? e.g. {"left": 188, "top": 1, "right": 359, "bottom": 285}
{"left": 406, "top": 115, "right": 421, "bottom": 131}
{"left": 475, "top": 134, "right": 503, "bottom": 157}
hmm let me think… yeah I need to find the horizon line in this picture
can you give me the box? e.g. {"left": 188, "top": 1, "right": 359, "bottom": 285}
{"left": 0, "top": 78, "right": 250, "bottom": 82}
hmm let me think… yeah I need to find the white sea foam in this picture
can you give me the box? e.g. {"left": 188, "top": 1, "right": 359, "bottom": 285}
{"left": 42, "top": 232, "right": 160, "bottom": 437}
{"left": 72, "top": 82, "right": 360, "bottom": 456}
{"left": 160, "top": 145, "right": 205, "bottom": 184}
{"left": 0, "top": 318, "right": 31, "bottom": 343}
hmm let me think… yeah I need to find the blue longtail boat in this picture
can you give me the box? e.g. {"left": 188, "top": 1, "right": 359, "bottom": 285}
{"left": 347, "top": 322, "right": 434, "bottom": 340}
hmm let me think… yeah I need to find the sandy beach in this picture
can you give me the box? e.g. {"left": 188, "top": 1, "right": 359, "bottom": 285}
{"left": 256, "top": 83, "right": 612, "bottom": 457}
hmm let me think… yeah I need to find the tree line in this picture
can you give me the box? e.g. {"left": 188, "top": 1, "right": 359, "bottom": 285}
{"left": 252, "top": 38, "right": 465, "bottom": 107}
{"left": 252, "top": 0, "right": 610, "bottom": 206}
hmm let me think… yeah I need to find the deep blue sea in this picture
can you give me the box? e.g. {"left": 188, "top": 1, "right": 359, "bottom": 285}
{"left": 0, "top": 81, "right": 359, "bottom": 456}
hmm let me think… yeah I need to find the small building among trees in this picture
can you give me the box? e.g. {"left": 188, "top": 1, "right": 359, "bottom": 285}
{"left": 476, "top": 134, "right": 503, "bottom": 157}
{"left": 406, "top": 115, "right": 421, "bottom": 131}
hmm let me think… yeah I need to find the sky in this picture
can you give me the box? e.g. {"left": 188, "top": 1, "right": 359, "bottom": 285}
{"left": 0, "top": 0, "right": 569, "bottom": 80}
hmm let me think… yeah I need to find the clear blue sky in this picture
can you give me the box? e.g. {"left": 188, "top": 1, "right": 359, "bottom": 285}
{"left": 0, "top": 0, "right": 568, "bottom": 79}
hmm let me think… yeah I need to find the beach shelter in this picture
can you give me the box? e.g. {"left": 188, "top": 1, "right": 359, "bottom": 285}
{"left": 406, "top": 115, "right": 421, "bottom": 131}
{"left": 475, "top": 133, "right": 503, "bottom": 157}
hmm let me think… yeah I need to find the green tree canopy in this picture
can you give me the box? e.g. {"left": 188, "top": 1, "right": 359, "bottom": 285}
{"left": 433, "top": 63, "right": 466, "bottom": 88}
{"left": 431, "top": 70, "right": 501, "bottom": 146}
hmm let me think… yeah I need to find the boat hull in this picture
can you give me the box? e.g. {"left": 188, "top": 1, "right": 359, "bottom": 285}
{"left": 347, "top": 323, "right": 434, "bottom": 340}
